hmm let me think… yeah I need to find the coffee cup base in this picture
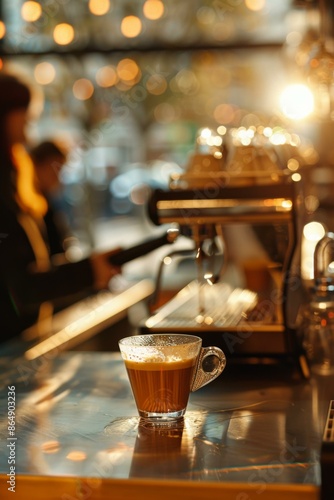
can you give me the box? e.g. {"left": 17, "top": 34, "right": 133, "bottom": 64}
{"left": 138, "top": 409, "right": 185, "bottom": 424}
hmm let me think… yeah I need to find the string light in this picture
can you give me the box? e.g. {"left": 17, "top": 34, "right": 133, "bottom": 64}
{"left": 53, "top": 23, "right": 75, "bottom": 45}
{"left": 88, "top": 0, "right": 110, "bottom": 16}
{"left": 120, "top": 15, "right": 142, "bottom": 38}
{"left": 21, "top": 1, "right": 42, "bottom": 22}
{"left": 143, "top": 0, "right": 164, "bottom": 20}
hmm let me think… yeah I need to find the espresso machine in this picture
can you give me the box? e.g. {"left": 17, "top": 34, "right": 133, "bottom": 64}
{"left": 140, "top": 128, "right": 310, "bottom": 378}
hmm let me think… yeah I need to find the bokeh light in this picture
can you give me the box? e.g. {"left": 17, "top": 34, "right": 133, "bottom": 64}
{"left": 172, "top": 69, "right": 199, "bottom": 95}
{"left": 21, "top": 1, "right": 42, "bottom": 22}
{"left": 73, "top": 78, "right": 94, "bottom": 100}
{"left": 245, "top": 0, "right": 266, "bottom": 12}
{"left": 53, "top": 23, "right": 75, "bottom": 45}
{"left": 143, "top": 0, "right": 164, "bottom": 20}
{"left": 116, "top": 58, "right": 140, "bottom": 83}
{"left": 146, "top": 74, "right": 167, "bottom": 95}
{"left": 121, "top": 15, "right": 142, "bottom": 38}
{"left": 88, "top": 0, "right": 110, "bottom": 16}
{"left": 96, "top": 65, "right": 118, "bottom": 87}
{"left": 34, "top": 61, "right": 56, "bottom": 85}
{"left": 280, "top": 84, "right": 314, "bottom": 120}
{"left": 304, "top": 222, "right": 326, "bottom": 242}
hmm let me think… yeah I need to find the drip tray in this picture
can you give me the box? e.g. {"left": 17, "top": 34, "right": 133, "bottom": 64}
{"left": 144, "top": 280, "right": 258, "bottom": 330}
{"left": 140, "top": 280, "right": 288, "bottom": 357}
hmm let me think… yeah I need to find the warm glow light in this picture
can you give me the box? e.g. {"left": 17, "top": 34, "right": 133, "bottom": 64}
{"left": 121, "top": 15, "right": 142, "bottom": 38}
{"left": 66, "top": 451, "right": 87, "bottom": 462}
{"left": 24, "top": 281, "right": 153, "bottom": 361}
{"left": 72, "top": 79, "right": 94, "bottom": 100}
{"left": 291, "top": 172, "right": 302, "bottom": 182}
{"left": 117, "top": 58, "right": 140, "bottom": 82}
{"left": 0, "top": 21, "right": 6, "bottom": 39}
{"left": 88, "top": 0, "right": 110, "bottom": 16}
{"left": 302, "top": 222, "right": 326, "bottom": 280}
{"left": 34, "top": 62, "right": 56, "bottom": 85}
{"left": 21, "top": 1, "right": 42, "bottom": 22}
{"left": 12, "top": 144, "right": 48, "bottom": 220}
{"left": 200, "top": 128, "right": 212, "bottom": 140}
{"left": 213, "top": 103, "right": 235, "bottom": 124}
{"left": 234, "top": 126, "right": 255, "bottom": 146}
{"left": 287, "top": 158, "right": 300, "bottom": 171}
{"left": 53, "top": 23, "right": 75, "bottom": 45}
{"left": 269, "top": 132, "right": 287, "bottom": 145}
{"left": 146, "top": 74, "right": 167, "bottom": 95}
{"left": 143, "top": 0, "right": 164, "bottom": 20}
{"left": 41, "top": 441, "right": 60, "bottom": 454}
{"left": 304, "top": 222, "right": 326, "bottom": 242}
{"left": 96, "top": 65, "right": 118, "bottom": 87}
{"left": 282, "top": 200, "right": 293, "bottom": 209}
{"left": 245, "top": 0, "right": 266, "bottom": 11}
{"left": 196, "top": 127, "right": 223, "bottom": 152}
{"left": 217, "top": 125, "right": 227, "bottom": 136}
{"left": 280, "top": 84, "right": 314, "bottom": 120}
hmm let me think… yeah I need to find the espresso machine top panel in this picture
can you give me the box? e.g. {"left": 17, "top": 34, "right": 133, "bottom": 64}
{"left": 148, "top": 182, "right": 297, "bottom": 226}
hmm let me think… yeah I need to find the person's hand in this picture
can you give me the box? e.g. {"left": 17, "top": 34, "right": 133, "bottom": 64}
{"left": 90, "top": 247, "right": 122, "bottom": 290}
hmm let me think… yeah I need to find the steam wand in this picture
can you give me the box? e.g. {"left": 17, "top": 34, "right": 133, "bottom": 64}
{"left": 193, "top": 225, "right": 206, "bottom": 319}
{"left": 108, "top": 227, "right": 179, "bottom": 266}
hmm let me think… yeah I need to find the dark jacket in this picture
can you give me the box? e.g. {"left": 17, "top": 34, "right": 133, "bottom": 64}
{"left": 0, "top": 201, "right": 94, "bottom": 342}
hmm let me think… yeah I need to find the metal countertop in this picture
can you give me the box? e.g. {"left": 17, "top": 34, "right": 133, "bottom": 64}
{"left": 0, "top": 350, "right": 331, "bottom": 499}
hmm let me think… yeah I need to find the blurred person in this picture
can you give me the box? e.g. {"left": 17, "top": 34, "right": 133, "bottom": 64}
{"left": 29, "top": 139, "right": 72, "bottom": 256}
{"left": 0, "top": 72, "right": 122, "bottom": 342}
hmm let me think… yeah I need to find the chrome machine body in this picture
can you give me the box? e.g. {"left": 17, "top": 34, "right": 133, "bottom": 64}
{"left": 141, "top": 131, "right": 310, "bottom": 377}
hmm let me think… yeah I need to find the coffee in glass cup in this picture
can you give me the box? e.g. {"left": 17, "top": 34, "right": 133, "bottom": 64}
{"left": 119, "top": 334, "right": 226, "bottom": 423}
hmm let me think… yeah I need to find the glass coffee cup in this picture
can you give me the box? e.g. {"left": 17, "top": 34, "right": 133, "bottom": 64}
{"left": 119, "top": 334, "right": 226, "bottom": 423}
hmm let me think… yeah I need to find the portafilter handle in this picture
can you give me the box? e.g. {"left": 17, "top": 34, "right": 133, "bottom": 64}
{"left": 108, "top": 228, "right": 179, "bottom": 266}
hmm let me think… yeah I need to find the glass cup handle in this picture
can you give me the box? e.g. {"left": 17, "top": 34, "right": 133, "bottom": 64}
{"left": 191, "top": 346, "right": 226, "bottom": 392}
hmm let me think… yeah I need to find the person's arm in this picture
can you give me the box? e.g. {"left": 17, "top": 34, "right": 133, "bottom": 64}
{"left": 0, "top": 206, "right": 120, "bottom": 311}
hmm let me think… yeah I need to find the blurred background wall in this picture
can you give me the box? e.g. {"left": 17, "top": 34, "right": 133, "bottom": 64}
{"left": 0, "top": 0, "right": 332, "bottom": 281}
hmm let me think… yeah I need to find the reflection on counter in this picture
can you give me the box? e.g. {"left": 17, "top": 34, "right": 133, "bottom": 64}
{"left": 0, "top": 351, "right": 329, "bottom": 499}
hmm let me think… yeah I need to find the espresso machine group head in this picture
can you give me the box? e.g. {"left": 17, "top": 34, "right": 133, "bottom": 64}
{"left": 141, "top": 129, "right": 310, "bottom": 378}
